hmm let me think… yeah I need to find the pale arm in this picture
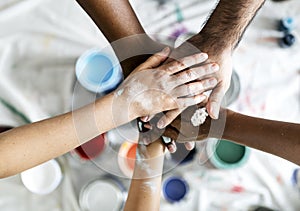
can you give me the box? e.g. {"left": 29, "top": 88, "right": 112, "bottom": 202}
{"left": 0, "top": 93, "right": 131, "bottom": 178}
{"left": 124, "top": 140, "right": 165, "bottom": 211}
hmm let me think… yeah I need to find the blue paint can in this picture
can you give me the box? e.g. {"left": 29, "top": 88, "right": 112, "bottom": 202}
{"left": 278, "top": 17, "right": 295, "bottom": 32}
{"left": 75, "top": 49, "right": 123, "bottom": 94}
{"left": 162, "top": 176, "right": 189, "bottom": 203}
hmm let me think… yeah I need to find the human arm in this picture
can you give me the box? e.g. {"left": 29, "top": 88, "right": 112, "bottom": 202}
{"left": 0, "top": 49, "right": 217, "bottom": 178}
{"left": 75, "top": 0, "right": 166, "bottom": 77}
{"left": 156, "top": 0, "right": 266, "bottom": 129}
{"left": 124, "top": 139, "right": 165, "bottom": 211}
{"left": 163, "top": 107, "right": 300, "bottom": 165}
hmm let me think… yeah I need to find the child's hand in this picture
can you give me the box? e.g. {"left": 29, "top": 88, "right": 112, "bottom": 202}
{"left": 114, "top": 47, "right": 219, "bottom": 120}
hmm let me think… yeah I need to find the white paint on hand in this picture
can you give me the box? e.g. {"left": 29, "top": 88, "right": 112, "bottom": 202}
{"left": 191, "top": 107, "right": 208, "bottom": 127}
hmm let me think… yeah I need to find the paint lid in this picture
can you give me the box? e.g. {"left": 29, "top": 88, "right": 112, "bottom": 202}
{"left": 79, "top": 178, "right": 125, "bottom": 211}
{"left": 72, "top": 134, "right": 106, "bottom": 162}
{"left": 163, "top": 176, "right": 189, "bottom": 203}
{"left": 118, "top": 141, "right": 137, "bottom": 178}
{"left": 21, "top": 159, "right": 62, "bottom": 195}
{"left": 170, "top": 143, "right": 197, "bottom": 165}
{"left": 207, "top": 139, "right": 250, "bottom": 169}
{"left": 75, "top": 49, "right": 123, "bottom": 93}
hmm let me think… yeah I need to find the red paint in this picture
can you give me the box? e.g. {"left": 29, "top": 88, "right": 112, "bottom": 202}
{"left": 0, "top": 126, "right": 13, "bottom": 133}
{"left": 231, "top": 185, "right": 245, "bottom": 193}
{"left": 126, "top": 144, "right": 137, "bottom": 170}
{"left": 74, "top": 134, "right": 106, "bottom": 160}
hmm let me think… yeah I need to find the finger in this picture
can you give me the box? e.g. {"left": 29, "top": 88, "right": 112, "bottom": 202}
{"left": 167, "top": 140, "right": 177, "bottom": 153}
{"left": 176, "top": 94, "right": 207, "bottom": 109}
{"left": 162, "top": 126, "right": 180, "bottom": 141}
{"left": 206, "top": 85, "right": 225, "bottom": 119}
{"left": 140, "top": 114, "right": 156, "bottom": 122}
{"left": 172, "top": 78, "right": 217, "bottom": 98}
{"left": 158, "top": 53, "right": 208, "bottom": 74}
{"left": 157, "top": 108, "right": 182, "bottom": 129}
{"left": 184, "top": 142, "right": 195, "bottom": 151}
{"left": 172, "top": 63, "right": 219, "bottom": 85}
{"left": 138, "top": 47, "right": 171, "bottom": 70}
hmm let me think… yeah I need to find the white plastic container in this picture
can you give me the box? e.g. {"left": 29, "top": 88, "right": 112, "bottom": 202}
{"left": 21, "top": 159, "right": 63, "bottom": 195}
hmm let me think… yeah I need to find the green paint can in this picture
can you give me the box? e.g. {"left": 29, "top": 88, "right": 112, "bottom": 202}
{"left": 205, "top": 139, "right": 250, "bottom": 169}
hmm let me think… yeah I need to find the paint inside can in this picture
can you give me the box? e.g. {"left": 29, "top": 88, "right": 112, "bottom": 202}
{"left": 0, "top": 126, "right": 13, "bottom": 133}
{"left": 75, "top": 49, "right": 123, "bottom": 94}
{"left": 163, "top": 176, "right": 189, "bottom": 203}
{"left": 207, "top": 139, "right": 250, "bottom": 169}
{"left": 73, "top": 134, "right": 106, "bottom": 161}
{"left": 79, "top": 177, "right": 125, "bottom": 211}
{"left": 21, "top": 159, "right": 63, "bottom": 195}
{"left": 118, "top": 142, "right": 138, "bottom": 177}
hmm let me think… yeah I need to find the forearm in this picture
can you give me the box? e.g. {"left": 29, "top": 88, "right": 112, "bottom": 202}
{"left": 76, "top": 0, "right": 145, "bottom": 42}
{"left": 221, "top": 110, "right": 300, "bottom": 165}
{"left": 125, "top": 140, "right": 165, "bottom": 211}
{"left": 190, "top": 0, "right": 265, "bottom": 53}
{"left": 0, "top": 93, "right": 133, "bottom": 178}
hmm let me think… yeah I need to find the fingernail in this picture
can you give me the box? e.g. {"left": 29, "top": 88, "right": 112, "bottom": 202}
{"left": 157, "top": 120, "right": 165, "bottom": 129}
{"left": 143, "top": 137, "right": 151, "bottom": 145}
{"left": 168, "top": 144, "right": 177, "bottom": 153}
{"left": 209, "top": 78, "right": 218, "bottom": 86}
{"left": 141, "top": 116, "right": 149, "bottom": 122}
{"left": 210, "top": 102, "right": 219, "bottom": 119}
{"left": 211, "top": 63, "right": 219, "bottom": 71}
{"left": 162, "top": 47, "right": 170, "bottom": 54}
{"left": 199, "top": 53, "right": 208, "bottom": 60}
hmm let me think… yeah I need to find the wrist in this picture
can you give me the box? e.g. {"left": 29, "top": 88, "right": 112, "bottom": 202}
{"left": 187, "top": 33, "right": 233, "bottom": 55}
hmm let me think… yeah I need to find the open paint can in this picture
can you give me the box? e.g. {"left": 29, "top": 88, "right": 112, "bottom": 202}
{"left": 162, "top": 176, "right": 189, "bottom": 203}
{"left": 71, "top": 134, "right": 107, "bottom": 162}
{"left": 21, "top": 159, "right": 63, "bottom": 195}
{"left": 117, "top": 141, "right": 138, "bottom": 178}
{"left": 79, "top": 176, "right": 125, "bottom": 211}
{"left": 75, "top": 48, "right": 123, "bottom": 94}
{"left": 200, "top": 138, "right": 250, "bottom": 169}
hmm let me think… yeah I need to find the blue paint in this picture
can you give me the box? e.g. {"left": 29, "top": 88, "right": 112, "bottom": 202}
{"left": 76, "top": 49, "right": 123, "bottom": 93}
{"left": 278, "top": 17, "right": 295, "bottom": 32}
{"left": 279, "top": 33, "right": 296, "bottom": 48}
{"left": 292, "top": 168, "right": 300, "bottom": 186}
{"left": 163, "top": 176, "right": 188, "bottom": 203}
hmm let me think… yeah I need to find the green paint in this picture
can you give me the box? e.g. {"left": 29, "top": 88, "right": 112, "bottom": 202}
{"left": 209, "top": 139, "right": 250, "bottom": 169}
{"left": 215, "top": 140, "right": 245, "bottom": 163}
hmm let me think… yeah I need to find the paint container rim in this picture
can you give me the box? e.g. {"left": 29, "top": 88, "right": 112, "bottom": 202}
{"left": 21, "top": 159, "right": 63, "bottom": 195}
{"left": 117, "top": 141, "right": 137, "bottom": 178}
{"left": 75, "top": 48, "right": 123, "bottom": 93}
{"left": 162, "top": 176, "right": 189, "bottom": 203}
{"left": 79, "top": 176, "right": 125, "bottom": 211}
{"left": 70, "top": 133, "right": 107, "bottom": 163}
{"left": 207, "top": 139, "right": 250, "bottom": 169}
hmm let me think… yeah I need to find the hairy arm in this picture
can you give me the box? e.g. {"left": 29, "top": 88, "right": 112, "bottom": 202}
{"left": 189, "top": 0, "right": 266, "bottom": 118}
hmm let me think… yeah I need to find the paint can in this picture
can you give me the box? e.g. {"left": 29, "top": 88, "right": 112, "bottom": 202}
{"left": 21, "top": 159, "right": 63, "bottom": 195}
{"left": 224, "top": 70, "right": 241, "bottom": 106}
{"left": 0, "top": 125, "right": 13, "bottom": 133}
{"left": 70, "top": 134, "right": 107, "bottom": 162}
{"left": 162, "top": 176, "right": 189, "bottom": 203}
{"left": 75, "top": 48, "right": 123, "bottom": 94}
{"left": 167, "top": 143, "right": 197, "bottom": 165}
{"left": 198, "top": 138, "right": 250, "bottom": 169}
{"left": 292, "top": 168, "right": 300, "bottom": 191}
{"left": 117, "top": 141, "right": 138, "bottom": 178}
{"left": 79, "top": 176, "right": 125, "bottom": 211}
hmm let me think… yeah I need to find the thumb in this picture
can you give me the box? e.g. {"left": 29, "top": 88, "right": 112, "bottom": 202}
{"left": 137, "top": 47, "right": 170, "bottom": 70}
